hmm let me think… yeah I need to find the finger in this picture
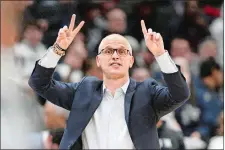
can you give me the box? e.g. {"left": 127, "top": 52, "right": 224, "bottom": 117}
{"left": 58, "top": 28, "right": 63, "bottom": 34}
{"left": 58, "top": 28, "right": 66, "bottom": 37}
{"left": 152, "top": 32, "right": 157, "bottom": 41}
{"left": 141, "top": 20, "right": 148, "bottom": 35}
{"left": 146, "top": 33, "right": 151, "bottom": 41}
{"left": 148, "top": 28, "right": 152, "bottom": 34}
{"left": 58, "top": 29, "right": 64, "bottom": 36}
{"left": 156, "top": 33, "right": 160, "bottom": 40}
{"left": 69, "top": 14, "right": 76, "bottom": 31}
{"left": 72, "top": 21, "right": 85, "bottom": 35}
{"left": 62, "top": 25, "right": 68, "bottom": 32}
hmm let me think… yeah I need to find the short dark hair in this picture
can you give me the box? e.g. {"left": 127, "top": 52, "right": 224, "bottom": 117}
{"left": 200, "top": 57, "right": 221, "bottom": 78}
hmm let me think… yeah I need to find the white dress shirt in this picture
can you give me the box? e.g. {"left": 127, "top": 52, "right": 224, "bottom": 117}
{"left": 38, "top": 47, "right": 178, "bottom": 149}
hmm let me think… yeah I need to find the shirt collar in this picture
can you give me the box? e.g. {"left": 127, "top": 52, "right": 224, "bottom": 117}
{"left": 103, "top": 79, "right": 130, "bottom": 94}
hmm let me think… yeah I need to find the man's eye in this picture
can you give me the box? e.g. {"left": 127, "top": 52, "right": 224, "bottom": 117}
{"left": 105, "top": 50, "right": 112, "bottom": 54}
{"left": 119, "top": 49, "right": 126, "bottom": 55}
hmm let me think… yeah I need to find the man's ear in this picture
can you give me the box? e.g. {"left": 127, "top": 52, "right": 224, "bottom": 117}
{"left": 96, "top": 56, "right": 100, "bottom": 67}
{"left": 129, "top": 56, "right": 134, "bottom": 68}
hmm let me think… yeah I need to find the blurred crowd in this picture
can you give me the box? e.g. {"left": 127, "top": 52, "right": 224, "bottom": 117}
{"left": 1, "top": 0, "right": 224, "bottom": 149}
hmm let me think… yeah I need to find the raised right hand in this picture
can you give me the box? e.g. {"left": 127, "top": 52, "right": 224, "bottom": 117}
{"left": 55, "top": 14, "right": 85, "bottom": 50}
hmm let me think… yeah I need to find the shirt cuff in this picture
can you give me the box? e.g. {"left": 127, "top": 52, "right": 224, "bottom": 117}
{"left": 38, "top": 47, "right": 61, "bottom": 68}
{"left": 155, "top": 51, "right": 178, "bottom": 73}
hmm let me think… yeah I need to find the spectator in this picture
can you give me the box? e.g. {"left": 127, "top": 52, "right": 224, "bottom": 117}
{"left": 1, "top": 47, "right": 42, "bottom": 149}
{"left": 23, "top": 0, "right": 71, "bottom": 47}
{"left": 13, "top": 20, "right": 47, "bottom": 81}
{"left": 170, "top": 37, "right": 193, "bottom": 62}
{"left": 198, "top": 37, "right": 217, "bottom": 60}
{"left": 13, "top": 19, "right": 51, "bottom": 106}
{"left": 209, "top": 3, "right": 223, "bottom": 67}
{"left": 192, "top": 57, "right": 223, "bottom": 142}
{"left": 173, "top": 57, "right": 201, "bottom": 137}
{"left": 191, "top": 37, "right": 218, "bottom": 76}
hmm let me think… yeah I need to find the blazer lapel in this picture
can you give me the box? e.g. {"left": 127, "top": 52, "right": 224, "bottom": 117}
{"left": 88, "top": 81, "right": 104, "bottom": 117}
{"left": 125, "top": 78, "right": 136, "bottom": 124}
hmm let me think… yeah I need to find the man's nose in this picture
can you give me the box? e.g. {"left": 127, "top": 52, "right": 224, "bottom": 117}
{"left": 112, "top": 50, "right": 119, "bottom": 59}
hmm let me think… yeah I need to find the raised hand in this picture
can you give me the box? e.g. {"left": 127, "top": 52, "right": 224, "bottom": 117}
{"left": 141, "top": 20, "right": 165, "bottom": 56}
{"left": 56, "top": 14, "right": 85, "bottom": 50}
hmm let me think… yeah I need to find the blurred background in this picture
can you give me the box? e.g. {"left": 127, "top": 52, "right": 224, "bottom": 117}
{"left": 1, "top": 0, "right": 224, "bottom": 149}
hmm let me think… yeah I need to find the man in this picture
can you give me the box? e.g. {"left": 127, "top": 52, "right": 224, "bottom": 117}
{"left": 192, "top": 57, "right": 223, "bottom": 142}
{"left": 14, "top": 20, "right": 47, "bottom": 81}
{"left": 209, "top": 3, "right": 223, "bottom": 67}
{"left": 29, "top": 14, "right": 190, "bottom": 149}
{"left": 170, "top": 37, "right": 192, "bottom": 61}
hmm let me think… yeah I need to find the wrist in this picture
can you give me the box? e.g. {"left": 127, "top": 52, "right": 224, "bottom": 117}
{"left": 53, "top": 43, "right": 66, "bottom": 56}
{"left": 54, "top": 42, "right": 66, "bottom": 51}
{"left": 154, "top": 49, "right": 166, "bottom": 57}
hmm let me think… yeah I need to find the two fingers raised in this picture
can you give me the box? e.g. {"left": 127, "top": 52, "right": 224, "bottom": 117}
{"left": 58, "top": 14, "right": 85, "bottom": 37}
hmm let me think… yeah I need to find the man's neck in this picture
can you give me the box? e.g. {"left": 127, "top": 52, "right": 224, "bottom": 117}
{"left": 103, "top": 76, "right": 129, "bottom": 95}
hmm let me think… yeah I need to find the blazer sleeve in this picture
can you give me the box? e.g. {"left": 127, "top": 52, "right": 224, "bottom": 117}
{"left": 28, "top": 61, "right": 84, "bottom": 110}
{"left": 150, "top": 68, "right": 190, "bottom": 120}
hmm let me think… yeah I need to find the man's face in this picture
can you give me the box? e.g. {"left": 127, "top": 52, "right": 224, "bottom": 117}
{"left": 212, "top": 69, "right": 223, "bottom": 88}
{"left": 171, "top": 39, "right": 191, "bottom": 60}
{"left": 96, "top": 36, "right": 134, "bottom": 79}
{"left": 24, "top": 26, "right": 43, "bottom": 46}
{"left": 199, "top": 41, "right": 217, "bottom": 60}
{"left": 107, "top": 9, "right": 127, "bottom": 33}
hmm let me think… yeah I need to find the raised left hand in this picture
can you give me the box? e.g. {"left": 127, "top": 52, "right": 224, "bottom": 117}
{"left": 141, "top": 20, "right": 165, "bottom": 56}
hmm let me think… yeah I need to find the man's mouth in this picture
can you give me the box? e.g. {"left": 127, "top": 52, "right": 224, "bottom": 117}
{"left": 110, "top": 62, "right": 122, "bottom": 66}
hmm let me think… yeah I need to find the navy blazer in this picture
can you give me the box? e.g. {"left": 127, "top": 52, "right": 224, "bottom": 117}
{"left": 29, "top": 62, "right": 190, "bottom": 149}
